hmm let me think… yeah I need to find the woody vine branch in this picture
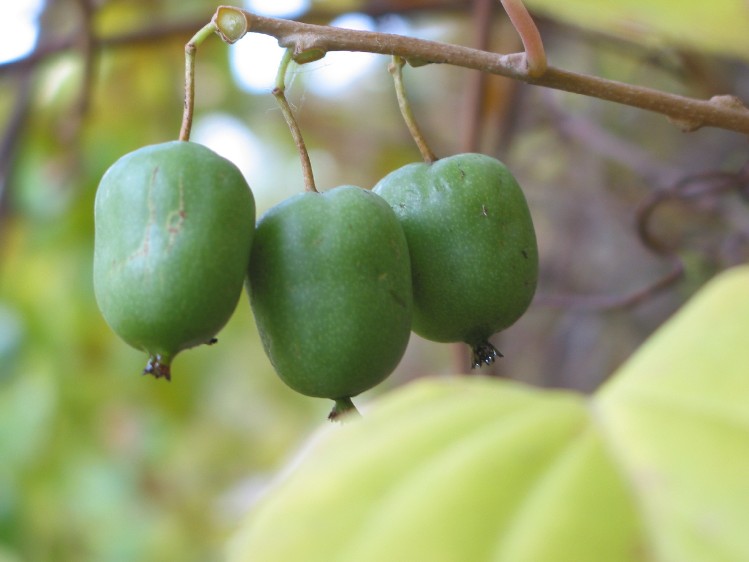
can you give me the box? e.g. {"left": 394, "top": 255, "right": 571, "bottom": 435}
{"left": 199, "top": 5, "right": 749, "bottom": 139}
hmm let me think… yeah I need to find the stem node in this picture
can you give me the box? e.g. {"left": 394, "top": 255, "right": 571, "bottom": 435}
{"left": 213, "top": 6, "right": 249, "bottom": 44}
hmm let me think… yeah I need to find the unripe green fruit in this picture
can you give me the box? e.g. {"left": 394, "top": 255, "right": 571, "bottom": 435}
{"left": 373, "top": 153, "right": 538, "bottom": 366}
{"left": 93, "top": 141, "right": 255, "bottom": 379}
{"left": 248, "top": 185, "right": 413, "bottom": 402}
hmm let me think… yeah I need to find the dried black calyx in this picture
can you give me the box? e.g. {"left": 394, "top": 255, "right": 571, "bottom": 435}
{"left": 470, "top": 341, "right": 503, "bottom": 369}
{"left": 143, "top": 355, "right": 172, "bottom": 381}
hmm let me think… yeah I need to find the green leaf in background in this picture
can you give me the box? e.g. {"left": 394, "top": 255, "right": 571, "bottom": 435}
{"left": 227, "top": 265, "right": 749, "bottom": 561}
{"left": 525, "top": 0, "right": 749, "bottom": 61}
{"left": 597, "top": 265, "right": 749, "bottom": 561}
{"left": 228, "top": 380, "right": 644, "bottom": 562}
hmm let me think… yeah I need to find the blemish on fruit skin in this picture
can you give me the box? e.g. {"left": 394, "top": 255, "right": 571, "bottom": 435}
{"left": 522, "top": 249, "right": 529, "bottom": 259}
{"left": 166, "top": 176, "right": 187, "bottom": 251}
{"left": 123, "top": 166, "right": 159, "bottom": 268}
{"left": 481, "top": 205, "right": 489, "bottom": 217}
{"left": 389, "top": 289, "right": 408, "bottom": 309}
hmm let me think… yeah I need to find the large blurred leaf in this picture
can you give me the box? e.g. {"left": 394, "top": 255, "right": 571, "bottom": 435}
{"left": 597, "top": 265, "right": 749, "bottom": 561}
{"left": 525, "top": 0, "right": 749, "bottom": 61}
{"left": 227, "top": 265, "right": 749, "bottom": 561}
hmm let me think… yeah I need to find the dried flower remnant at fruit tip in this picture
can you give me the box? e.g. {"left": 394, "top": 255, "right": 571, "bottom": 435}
{"left": 143, "top": 355, "right": 172, "bottom": 381}
{"left": 471, "top": 341, "right": 503, "bottom": 369}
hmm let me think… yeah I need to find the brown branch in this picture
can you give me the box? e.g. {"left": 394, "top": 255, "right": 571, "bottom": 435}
{"left": 0, "top": 2, "right": 474, "bottom": 76}
{"left": 64, "top": 0, "right": 97, "bottom": 142}
{"left": 535, "top": 258, "right": 685, "bottom": 310}
{"left": 540, "top": 89, "right": 684, "bottom": 186}
{"left": 460, "top": 0, "right": 494, "bottom": 153}
{"left": 6, "top": 4, "right": 749, "bottom": 134}
{"left": 0, "top": 72, "right": 34, "bottom": 226}
{"left": 0, "top": 20, "right": 204, "bottom": 75}
{"left": 215, "top": 7, "right": 749, "bottom": 135}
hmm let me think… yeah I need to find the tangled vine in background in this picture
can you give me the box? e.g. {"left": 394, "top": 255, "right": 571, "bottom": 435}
{"left": 537, "top": 165, "right": 749, "bottom": 310}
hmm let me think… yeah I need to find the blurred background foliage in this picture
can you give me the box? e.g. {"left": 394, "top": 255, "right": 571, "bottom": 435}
{"left": 0, "top": 0, "right": 748, "bottom": 560}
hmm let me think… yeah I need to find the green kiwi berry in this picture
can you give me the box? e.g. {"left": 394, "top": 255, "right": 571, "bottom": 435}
{"left": 93, "top": 141, "right": 255, "bottom": 379}
{"left": 248, "top": 185, "right": 412, "bottom": 407}
{"left": 373, "top": 153, "right": 538, "bottom": 367}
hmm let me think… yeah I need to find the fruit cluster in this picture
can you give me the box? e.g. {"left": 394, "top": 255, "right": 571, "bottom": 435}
{"left": 94, "top": 142, "right": 538, "bottom": 415}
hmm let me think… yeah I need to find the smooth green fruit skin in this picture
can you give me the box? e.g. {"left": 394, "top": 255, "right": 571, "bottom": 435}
{"left": 93, "top": 141, "right": 255, "bottom": 369}
{"left": 248, "top": 186, "right": 413, "bottom": 399}
{"left": 373, "top": 153, "right": 538, "bottom": 345}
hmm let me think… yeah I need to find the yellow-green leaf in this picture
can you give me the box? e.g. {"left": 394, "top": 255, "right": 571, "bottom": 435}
{"left": 228, "top": 378, "right": 644, "bottom": 561}
{"left": 596, "top": 265, "right": 749, "bottom": 562}
{"left": 525, "top": 0, "right": 749, "bottom": 61}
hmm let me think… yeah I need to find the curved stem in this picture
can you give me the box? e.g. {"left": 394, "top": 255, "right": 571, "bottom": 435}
{"left": 390, "top": 56, "right": 437, "bottom": 163}
{"left": 274, "top": 47, "right": 294, "bottom": 92}
{"left": 499, "top": 0, "right": 546, "bottom": 77}
{"left": 179, "top": 22, "right": 217, "bottom": 142}
{"left": 273, "top": 49, "right": 318, "bottom": 193}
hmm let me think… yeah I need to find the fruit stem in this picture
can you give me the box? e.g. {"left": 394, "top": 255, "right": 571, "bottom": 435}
{"left": 328, "top": 397, "right": 361, "bottom": 422}
{"left": 179, "top": 22, "right": 218, "bottom": 142}
{"left": 273, "top": 49, "right": 318, "bottom": 193}
{"left": 389, "top": 55, "right": 437, "bottom": 164}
